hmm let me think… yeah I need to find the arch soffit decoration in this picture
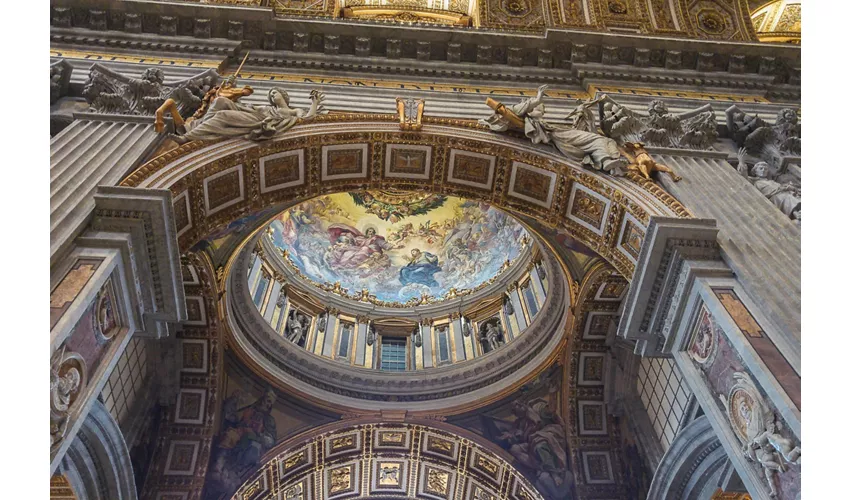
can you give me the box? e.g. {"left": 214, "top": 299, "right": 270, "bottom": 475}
{"left": 234, "top": 420, "right": 546, "bottom": 500}
{"left": 122, "top": 117, "right": 690, "bottom": 282}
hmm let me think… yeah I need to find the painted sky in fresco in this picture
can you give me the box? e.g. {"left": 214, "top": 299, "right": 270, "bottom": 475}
{"left": 268, "top": 192, "right": 528, "bottom": 302}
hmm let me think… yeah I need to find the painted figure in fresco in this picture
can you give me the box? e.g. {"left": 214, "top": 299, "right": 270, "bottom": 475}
{"left": 480, "top": 85, "right": 628, "bottom": 175}
{"left": 483, "top": 398, "right": 573, "bottom": 499}
{"left": 324, "top": 224, "right": 393, "bottom": 272}
{"left": 737, "top": 148, "right": 801, "bottom": 223}
{"left": 209, "top": 389, "right": 278, "bottom": 497}
{"left": 399, "top": 248, "right": 441, "bottom": 288}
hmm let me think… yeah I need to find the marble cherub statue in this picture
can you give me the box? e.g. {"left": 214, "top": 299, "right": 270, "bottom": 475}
{"left": 480, "top": 85, "right": 629, "bottom": 175}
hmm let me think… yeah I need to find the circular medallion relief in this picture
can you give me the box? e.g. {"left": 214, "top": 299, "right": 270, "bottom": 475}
{"left": 697, "top": 9, "right": 728, "bottom": 35}
{"left": 728, "top": 387, "right": 757, "bottom": 443}
{"left": 608, "top": 1, "right": 628, "bottom": 15}
{"left": 501, "top": 0, "right": 531, "bottom": 17}
{"left": 93, "top": 284, "right": 120, "bottom": 342}
{"left": 688, "top": 307, "right": 718, "bottom": 365}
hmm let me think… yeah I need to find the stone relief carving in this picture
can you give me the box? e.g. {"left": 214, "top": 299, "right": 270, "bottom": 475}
{"left": 726, "top": 105, "right": 801, "bottom": 166}
{"left": 599, "top": 97, "right": 718, "bottom": 150}
{"left": 82, "top": 64, "right": 218, "bottom": 116}
{"left": 50, "top": 347, "right": 86, "bottom": 450}
{"left": 723, "top": 372, "right": 800, "bottom": 498}
{"left": 736, "top": 148, "right": 801, "bottom": 224}
{"left": 480, "top": 85, "right": 629, "bottom": 175}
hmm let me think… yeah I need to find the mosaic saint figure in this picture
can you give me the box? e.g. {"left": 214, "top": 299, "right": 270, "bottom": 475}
{"left": 485, "top": 399, "right": 572, "bottom": 499}
{"left": 399, "top": 248, "right": 441, "bottom": 288}
{"left": 209, "top": 389, "right": 278, "bottom": 496}
{"left": 480, "top": 85, "right": 628, "bottom": 175}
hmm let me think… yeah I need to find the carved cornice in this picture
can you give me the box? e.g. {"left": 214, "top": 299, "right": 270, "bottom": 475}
{"left": 84, "top": 186, "right": 188, "bottom": 335}
{"left": 49, "top": 1, "right": 801, "bottom": 89}
{"left": 617, "top": 217, "right": 729, "bottom": 356}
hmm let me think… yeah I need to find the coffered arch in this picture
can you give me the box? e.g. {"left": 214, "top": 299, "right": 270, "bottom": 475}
{"left": 122, "top": 116, "right": 690, "bottom": 281}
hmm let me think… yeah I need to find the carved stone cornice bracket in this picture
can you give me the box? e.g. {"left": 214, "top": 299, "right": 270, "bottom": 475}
{"left": 76, "top": 186, "right": 187, "bottom": 337}
{"left": 617, "top": 217, "right": 731, "bottom": 357}
{"left": 51, "top": 59, "right": 73, "bottom": 105}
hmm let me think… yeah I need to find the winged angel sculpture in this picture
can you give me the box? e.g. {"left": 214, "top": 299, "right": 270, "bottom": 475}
{"left": 598, "top": 97, "right": 718, "bottom": 150}
{"left": 725, "top": 372, "right": 800, "bottom": 497}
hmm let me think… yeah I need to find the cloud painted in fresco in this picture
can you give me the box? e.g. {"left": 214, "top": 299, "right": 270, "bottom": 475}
{"left": 268, "top": 193, "right": 528, "bottom": 302}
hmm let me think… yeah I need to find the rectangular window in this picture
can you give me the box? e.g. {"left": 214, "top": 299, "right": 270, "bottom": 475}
{"left": 337, "top": 323, "right": 353, "bottom": 359}
{"left": 437, "top": 327, "right": 451, "bottom": 364}
{"left": 522, "top": 283, "right": 539, "bottom": 317}
{"left": 253, "top": 272, "right": 270, "bottom": 307}
{"left": 380, "top": 337, "right": 407, "bottom": 371}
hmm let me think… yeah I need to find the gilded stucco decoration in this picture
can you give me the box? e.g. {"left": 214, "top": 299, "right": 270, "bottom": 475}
{"left": 750, "top": 0, "right": 800, "bottom": 44}
{"left": 693, "top": 0, "right": 757, "bottom": 40}
{"left": 232, "top": 423, "right": 545, "bottom": 499}
{"left": 341, "top": 0, "right": 476, "bottom": 26}
{"left": 479, "top": 0, "right": 546, "bottom": 31}
{"left": 121, "top": 116, "right": 689, "bottom": 281}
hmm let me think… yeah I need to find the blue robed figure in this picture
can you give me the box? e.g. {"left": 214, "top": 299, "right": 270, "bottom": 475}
{"left": 399, "top": 248, "right": 441, "bottom": 287}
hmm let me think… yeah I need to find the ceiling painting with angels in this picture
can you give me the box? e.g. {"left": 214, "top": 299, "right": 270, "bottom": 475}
{"left": 267, "top": 191, "right": 529, "bottom": 303}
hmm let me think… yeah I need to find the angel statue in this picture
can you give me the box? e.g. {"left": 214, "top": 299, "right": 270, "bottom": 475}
{"left": 728, "top": 372, "right": 800, "bottom": 498}
{"left": 480, "top": 85, "right": 628, "bottom": 175}
{"left": 599, "top": 97, "right": 717, "bottom": 150}
{"left": 736, "top": 148, "right": 800, "bottom": 223}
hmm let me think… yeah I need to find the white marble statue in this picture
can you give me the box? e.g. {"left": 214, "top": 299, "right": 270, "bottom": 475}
{"left": 180, "top": 86, "right": 326, "bottom": 142}
{"left": 480, "top": 85, "right": 628, "bottom": 175}
{"left": 286, "top": 312, "right": 307, "bottom": 346}
{"left": 737, "top": 148, "right": 801, "bottom": 223}
{"left": 728, "top": 372, "right": 800, "bottom": 498}
{"left": 479, "top": 321, "right": 503, "bottom": 352}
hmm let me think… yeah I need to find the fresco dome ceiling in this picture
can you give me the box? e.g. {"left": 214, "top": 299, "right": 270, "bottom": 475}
{"left": 268, "top": 190, "right": 530, "bottom": 304}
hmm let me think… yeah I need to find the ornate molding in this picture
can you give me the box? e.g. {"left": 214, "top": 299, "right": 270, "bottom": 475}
{"left": 225, "top": 234, "right": 569, "bottom": 409}
{"left": 617, "top": 217, "right": 729, "bottom": 356}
